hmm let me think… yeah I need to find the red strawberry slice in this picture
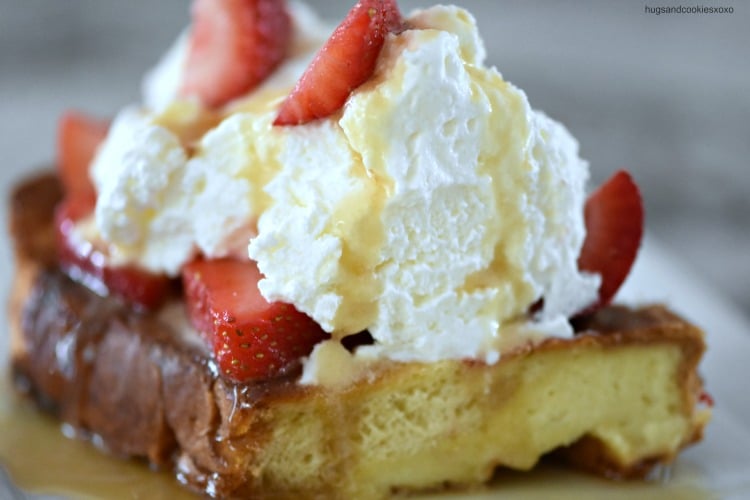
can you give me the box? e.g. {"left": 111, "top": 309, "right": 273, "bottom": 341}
{"left": 180, "top": 0, "right": 292, "bottom": 108}
{"left": 182, "top": 259, "right": 329, "bottom": 382}
{"left": 56, "top": 111, "right": 109, "bottom": 220}
{"left": 699, "top": 390, "right": 715, "bottom": 408}
{"left": 577, "top": 170, "right": 644, "bottom": 314}
{"left": 273, "top": 0, "right": 403, "bottom": 126}
{"left": 55, "top": 201, "right": 173, "bottom": 310}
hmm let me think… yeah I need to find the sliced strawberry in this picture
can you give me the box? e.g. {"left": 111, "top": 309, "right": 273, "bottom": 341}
{"left": 577, "top": 170, "right": 644, "bottom": 314}
{"left": 55, "top": 202, "right": 173, "bottom": 310}
{"left": 56, "top": 111, "right": 109, "bottom": 220}
{"left": 274, "top": 0, "right": 403, "bottom": 126}
{"left": 182, "top": 259, "right": 329, "bottom": 382}
{"left": 180, "top": 0, "right": 292, "bottom": 108}
{"left": 699, "top": 390, "right": 715, "bottom": 408}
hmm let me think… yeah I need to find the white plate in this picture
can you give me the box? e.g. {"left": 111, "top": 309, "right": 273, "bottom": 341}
{"left": 2, "top": 237, "right": 750, "bottom": 499}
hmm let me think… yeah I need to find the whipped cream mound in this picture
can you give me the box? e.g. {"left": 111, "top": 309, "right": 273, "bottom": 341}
{"left": 91, "top": 107, "right": 271, "bottom": 274}
{"left": 253, "top": 5, "right": 600, "bottom": 367}
{"left": 90, "top": 2, "right": 330, "bottom": 275}
{"left": 91, "top": 107, "right": 193, "bottom": 273}
{"left": 88, "top": 3, "right": 600, "bottom": 381}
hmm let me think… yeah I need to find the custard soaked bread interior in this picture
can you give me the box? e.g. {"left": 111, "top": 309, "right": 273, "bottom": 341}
{"left": 9, "top": 174, "right": 709, "bottom": 499}
{"left": 254, "top": 318, "right": 707, "bottom": 498}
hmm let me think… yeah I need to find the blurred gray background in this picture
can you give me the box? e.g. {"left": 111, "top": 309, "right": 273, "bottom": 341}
{"left": 1, "top": 0, "right": 748, "bottom": 322}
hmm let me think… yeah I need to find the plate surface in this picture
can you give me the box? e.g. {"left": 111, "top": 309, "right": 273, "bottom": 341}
{"left": 2, "top": 237, "right": 750, "bottom": 499}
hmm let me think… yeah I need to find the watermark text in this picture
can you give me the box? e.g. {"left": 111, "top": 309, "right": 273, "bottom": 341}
{"left": 644, "top": 4, "right": 734, "bottom": 15}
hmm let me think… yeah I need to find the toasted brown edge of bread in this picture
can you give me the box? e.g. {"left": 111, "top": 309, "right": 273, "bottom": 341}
{"left": 8, "top": 171, "right": 61, "bottom": 361}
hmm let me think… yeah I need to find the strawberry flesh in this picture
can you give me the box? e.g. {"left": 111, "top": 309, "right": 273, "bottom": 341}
{"left": 56, "top": 111, "right": 109, "bottom": 220}
{"left": 699, "top": 390, "right": 715, "bottom": 408}
{"left": 182, "top": 259, "right": 329, "bottom": 382}
{"left": 274, "top": 0, "right": 403, "bottom": 126}
{"left": 181, "top": 0, "right": 292, "bottom": 108}
{"left": 55, "top": 202, "right": 173, "bottom": 310}
{"left": 577, "top": 170, "right": 644, "bottom": 314}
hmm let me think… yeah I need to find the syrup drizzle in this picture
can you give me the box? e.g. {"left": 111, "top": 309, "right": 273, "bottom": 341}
{"left": 0, "top": 376, "right": 197, "bottom": 499}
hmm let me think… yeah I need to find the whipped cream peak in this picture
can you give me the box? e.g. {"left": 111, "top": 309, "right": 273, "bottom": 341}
{"left": 142, "top": 29, "right": 190, "bottom": 113}
{"left": 408, "top": 4, "right": 487, "bottom": 66}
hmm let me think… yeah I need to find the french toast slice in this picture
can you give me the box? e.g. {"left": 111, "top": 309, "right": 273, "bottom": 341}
{"left": 7, "top": 173, "right": 710, "bottom": 499}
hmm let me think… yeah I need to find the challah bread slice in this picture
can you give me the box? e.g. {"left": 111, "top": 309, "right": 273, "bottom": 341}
{"left": 8, "top": 173, "right": 710, "bottom": 499}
